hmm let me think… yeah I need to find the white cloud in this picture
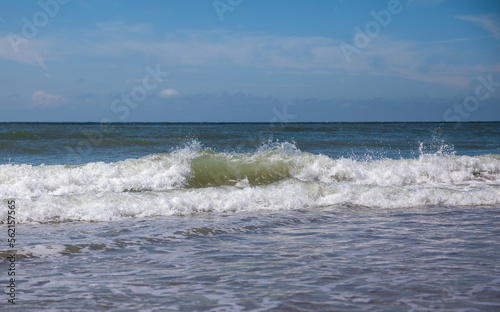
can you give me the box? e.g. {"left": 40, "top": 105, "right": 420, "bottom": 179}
{"left": 0, "top": 36, "right": 47, "bottom": 69}
{"left": 159, "top": 88, "right": 180, "bottom": 98}
{"left": 61, "top": 25, "right": 500, "bottom": 89}
{"left": 456, "top": 14, "right": 500, "bottom": 40}
{"left": 32, "top": 91, "right": 68, "bottom": 107}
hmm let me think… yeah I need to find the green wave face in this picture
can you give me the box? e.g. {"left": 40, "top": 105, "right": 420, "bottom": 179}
{"left": 188, "top": 150, "right": 294, "bottom": 187}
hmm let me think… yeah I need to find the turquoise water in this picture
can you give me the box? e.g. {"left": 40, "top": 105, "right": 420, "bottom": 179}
{"left": 1, "top": 122, "right": 499, "bottom": 310}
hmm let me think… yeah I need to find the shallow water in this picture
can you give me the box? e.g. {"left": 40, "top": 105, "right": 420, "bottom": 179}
{"left": 9, "top": 206, "right": 500, "bottom": 311}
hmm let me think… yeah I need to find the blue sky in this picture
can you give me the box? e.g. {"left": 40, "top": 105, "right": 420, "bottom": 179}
{"left": 1, "top": 0, "right": 499, "bottom": 122}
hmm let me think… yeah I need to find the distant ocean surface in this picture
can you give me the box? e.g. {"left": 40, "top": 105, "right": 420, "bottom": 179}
{"left": 1, "top": 122, "right": 500, "bottom": 311}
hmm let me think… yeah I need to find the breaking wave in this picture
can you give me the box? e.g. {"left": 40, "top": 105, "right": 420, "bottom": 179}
{"left": 1, "top": 141, "right": 499, "bottom": 223}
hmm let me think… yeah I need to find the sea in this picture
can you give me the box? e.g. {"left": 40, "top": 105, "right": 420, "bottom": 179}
{"left": 1, "top": 122, "right": 499, "bottom": 311}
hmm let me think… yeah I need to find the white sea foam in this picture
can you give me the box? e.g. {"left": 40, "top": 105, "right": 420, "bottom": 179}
{"left": 15, "top": 244, "right": 69, "bottom": 258}
{"left": 1, "top": 143, "right": 499, "bottom": 223}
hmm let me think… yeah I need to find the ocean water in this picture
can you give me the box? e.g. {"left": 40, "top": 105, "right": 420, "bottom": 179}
{"left": 1, "top": 122, "right": 500, "bottom": 311}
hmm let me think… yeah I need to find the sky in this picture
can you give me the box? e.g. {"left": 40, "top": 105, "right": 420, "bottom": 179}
{"left": 0, "top": 0, "right": 499, "bottom": 122}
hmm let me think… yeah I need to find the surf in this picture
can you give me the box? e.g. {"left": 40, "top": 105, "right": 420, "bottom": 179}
{"left": 1, "top": 141, "right": 499, "bottom": 223}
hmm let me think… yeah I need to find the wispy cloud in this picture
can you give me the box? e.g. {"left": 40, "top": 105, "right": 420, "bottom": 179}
{"left": 456, "top": 14, "right": 500, "bottom": 40}
{"left": 0, "top": 36, "right": 47, "bottom": 69}
{"left": 32, "top": 91, "right": 68, "bottom": 107}
{"left": 80, "top": 28, "right": 492, "bottom": 88}
{"left": 159, "top": 88, "right": 180, "bottom": 98}
{"left": 25, "top": 22, "right": 500, "bottom": 90}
